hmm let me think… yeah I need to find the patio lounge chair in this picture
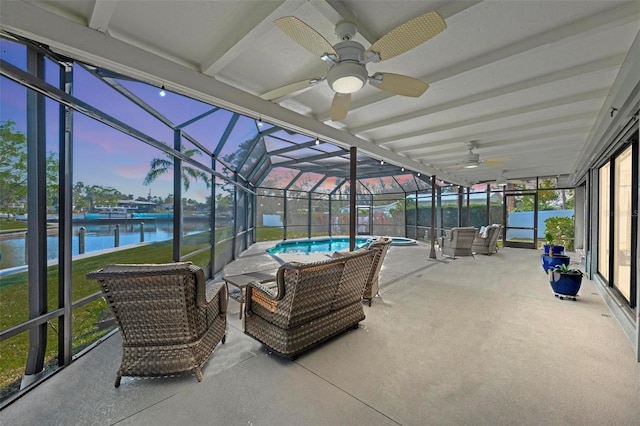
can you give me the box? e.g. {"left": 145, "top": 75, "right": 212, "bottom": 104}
{"left": 333, "top": 236, "right": 392, "bottom": 306}
{"left": 243, "top": 248, "right": 378, "bottom": 359}
{"left": 87, "top": 262, "right": 227, "bottom": 387}
{"left": 440, "top": 227, "right": 478, "bottom": 259}
{"left": 472, "top": 224, "right": 502, "bottom": 255}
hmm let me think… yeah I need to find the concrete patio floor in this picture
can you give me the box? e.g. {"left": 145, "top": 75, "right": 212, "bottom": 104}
{"left": 3, "top": 242, "right": 639, "bottom": 425}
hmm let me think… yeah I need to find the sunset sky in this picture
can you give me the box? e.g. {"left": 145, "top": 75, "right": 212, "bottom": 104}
{"left": 1, "top": 37, "right": 259, "bottom": 202}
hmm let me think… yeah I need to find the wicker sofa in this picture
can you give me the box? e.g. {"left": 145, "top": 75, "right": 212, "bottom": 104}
{"left": 87, "top": 262, "right": 227, "bottom": 387}
{"left": 333, "top": 236, "right": 392, "bottom": 306}
{"left": 243, "top": 248, "right": 378, "bottom": 359}
{"left": 440, "top": 227, "right": 478, "bottom": 259}
{"left": 472, "top": 224, "right": 502, "bottom": 255}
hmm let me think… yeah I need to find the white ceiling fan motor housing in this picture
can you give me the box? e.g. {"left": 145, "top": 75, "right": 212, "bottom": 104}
{"left": 327, "top": 41, "right": 368, "bottom": 93}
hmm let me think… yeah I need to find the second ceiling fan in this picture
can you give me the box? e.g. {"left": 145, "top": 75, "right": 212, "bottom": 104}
{"left": 261, "top": 11, "right": 447, "bottom": 121}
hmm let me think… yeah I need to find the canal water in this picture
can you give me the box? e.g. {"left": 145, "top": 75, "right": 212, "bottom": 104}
{"left": 0, "top": 221, "right": 208, "bottom": 270}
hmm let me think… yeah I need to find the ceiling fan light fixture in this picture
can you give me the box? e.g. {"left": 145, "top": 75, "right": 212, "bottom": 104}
{"left": 327, "top": 62, "right": 368, "bottom": 94}
{"left": 464, "top": 163, "right": 479, "bottom": 169}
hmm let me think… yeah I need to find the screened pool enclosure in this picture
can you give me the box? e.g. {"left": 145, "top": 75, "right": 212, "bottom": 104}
{"left": 0, "top": 35, "right": 576, "bottom": 404}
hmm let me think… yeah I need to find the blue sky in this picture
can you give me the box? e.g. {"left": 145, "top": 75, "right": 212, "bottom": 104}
{"left": 1, "top": 37, "right": 257, "bottom": 202}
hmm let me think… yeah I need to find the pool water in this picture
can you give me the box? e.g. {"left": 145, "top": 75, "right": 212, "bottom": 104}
{"left": 266, "top": 236, "right": 417, "bottom": 255}
{"left": 267, "top": 237, "right": 372, "bottom": 255}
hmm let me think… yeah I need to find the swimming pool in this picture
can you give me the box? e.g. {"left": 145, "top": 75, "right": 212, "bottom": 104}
{"left": 266, "top": 236, "right": 417, "bottom": 255}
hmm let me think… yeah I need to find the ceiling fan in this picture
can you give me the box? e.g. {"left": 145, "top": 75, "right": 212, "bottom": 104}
{"left": 496, "top": 171, "right": 527, "bottom": 186}
{"left": 261, "top": 11, "right": 447, "bottom": 121}
{"left": 452, "top": 142, "right": 511, "bottom": 170}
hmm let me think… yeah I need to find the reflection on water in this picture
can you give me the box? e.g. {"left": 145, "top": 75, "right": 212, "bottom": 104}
{"left": 0, "top": 221, "right": 208, "bottom": 270}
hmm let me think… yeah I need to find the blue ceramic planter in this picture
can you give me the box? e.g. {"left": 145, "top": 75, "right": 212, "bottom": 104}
{"left": 549, "top": 269, "right": 582, "bottom": 297}
{"left": 543, "top": 244, "right": 565, "bottom": 255}
{"left": 541, "top": 254, "right": 570, "bottom": 273}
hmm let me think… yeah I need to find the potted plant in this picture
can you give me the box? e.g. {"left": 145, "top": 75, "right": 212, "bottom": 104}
{"left": 543, "top": 230, "right": 554, "bottom": 255}
{"left": 548, "top": 263, "right": 583, "bottom": 300}
{"left": 544, "top": 216, "right": 572, "bottom": 254}
{"left": 541, "top": 251, "right": 570, "bottom": 272}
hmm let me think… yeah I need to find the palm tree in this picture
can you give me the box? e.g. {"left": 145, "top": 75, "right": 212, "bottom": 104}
{"left": 144, "top": 145, "right": 211, "bottom": 191}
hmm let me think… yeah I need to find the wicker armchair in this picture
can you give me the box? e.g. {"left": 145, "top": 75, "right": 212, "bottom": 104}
{"left": 87, "top": 262, "right": 227, "bottom": 387}
{"left": 440, "top": 227, "right": 477, "bottom": 259}
{"left": 333, "top": 237, "right": 392, "bottom": 306}
{"left": 244, "top": 248, "right": 378, "bottom": 359}
{"left": 472, "top": 224, "right": 502, "bottom": 255}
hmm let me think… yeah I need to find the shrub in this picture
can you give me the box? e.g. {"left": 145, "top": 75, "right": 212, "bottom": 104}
{"left": 544, "top": 216, "right": 575, "bottom": 251}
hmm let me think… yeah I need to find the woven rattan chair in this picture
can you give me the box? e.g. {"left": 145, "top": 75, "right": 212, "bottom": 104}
{"left": 244, "top": 248, "right": 378, "bottom": 359}
{"left": 87, "top": 262, "right": 227, "bottom": 387}
{"left": 472, "top": 224, "right": 502, "bottom": 255}
{"left": 333, "top": 236, "right": 392, "bottom": 306}
{"left": 440, "top": 227, "right": 477, "bottom": 259}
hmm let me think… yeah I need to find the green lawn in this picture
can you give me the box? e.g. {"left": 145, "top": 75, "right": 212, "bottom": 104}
{"left": 0, "top": 219, "right": 27, "bottom": 231}
{"left": 255, "top": 227, "right": 327, "bottom": 242}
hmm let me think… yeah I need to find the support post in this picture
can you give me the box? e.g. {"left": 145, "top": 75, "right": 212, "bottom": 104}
{"left": 58, "top": 62, "right": 74, "bottom": 367}
{"left": 349, "top": 147, "right": 357, "bottom": 251}
{"left": 308, "top": 192, "right": 312, "bottom": 238}
{"left": 328, "top": 196, "right": 332, "bottom": 237}
{"left": 429, "top": 175, "right": 437, "bottom": 259}
{"left": 78, "top": 227, "right": 86, "bottom": 254}
{"left": 173, "top": 130, "right": 182, "bottom": 262}
{"left": 283, "top": 190, "right": 287, "bottom": 240}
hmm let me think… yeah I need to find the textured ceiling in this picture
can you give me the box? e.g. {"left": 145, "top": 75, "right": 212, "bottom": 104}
{"left": 2, "top": 0, "right": 639, "bottom": 186}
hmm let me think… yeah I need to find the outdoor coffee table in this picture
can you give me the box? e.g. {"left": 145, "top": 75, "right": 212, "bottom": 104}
{"left": 223, "top": 270, "right": 278, "bottom": 319}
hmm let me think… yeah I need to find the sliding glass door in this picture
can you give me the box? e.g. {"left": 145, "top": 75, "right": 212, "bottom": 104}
{"left": 613, "top": 146, "right": 633, "bottom": 302}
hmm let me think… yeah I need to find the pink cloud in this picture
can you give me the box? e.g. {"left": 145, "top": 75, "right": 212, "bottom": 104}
{"left": 114, "top": 163, "right": 158, "bottom": 180}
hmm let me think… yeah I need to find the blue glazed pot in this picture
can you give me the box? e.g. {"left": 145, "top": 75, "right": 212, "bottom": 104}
{"left": 541, "top": 254, "right": 570, "bottom": 273}
{"left": 543, "top": 245, "right": 565, "bottom": 255}
{"left": 549, "top": 269, "right": 582, "bottom": 296}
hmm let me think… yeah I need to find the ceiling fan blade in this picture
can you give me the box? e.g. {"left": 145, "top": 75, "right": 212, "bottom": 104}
{"left": 366, "top": 11, "right": 446, "bottom": 61}
{"left": 370, "top": 73, "right": 429, "bottom": 97}
{"left": 483, "top": 157, "right": 512, "bottom": 167}
{"left": 260, "top": 78, "right": 322, "bottom": 101}
{"left": 330, "top": 93, "right": 351, "bottom": 121}
{"left": 274, "top": 16, "right": 337, "bottom": 58}
{"left": 484, "top": 161, "right": 508, "bottom": 168}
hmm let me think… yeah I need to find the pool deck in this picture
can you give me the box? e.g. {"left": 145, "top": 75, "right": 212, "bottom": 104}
{"left": 3, "top": 242, "right": 639, "bottom": 425}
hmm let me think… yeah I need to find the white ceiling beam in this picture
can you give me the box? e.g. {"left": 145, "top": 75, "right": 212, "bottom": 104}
{"left": 411, "top": 127, "right": 590, "bottom": 161}
{"left": 200, "top": 0, "right": 303, "bottom": 76}
{"left": 390, "top": 111, "right": 597, "bottom": 154}
{"left": 311, "top": 0, "right": 376, "bottom": 45}
{"left": 421, "top": 136, "right": 586, "bottom": 167}
{"left": 374, "top": 88, "right": 608, "bottom": 146}
{"left": 88, "top": 0, "right": 117, "bottom": 33}
{"left": 317, "top": 1, "right": 640, "bottom": 121}
{"left": 0, "top": 0, "right": 468, "bottom": 187}
{"left": 351, "top": 53, "right": 625, "bottom": 135}
{"left": 310, "top": 1, "right": 483, "bottom": 48}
